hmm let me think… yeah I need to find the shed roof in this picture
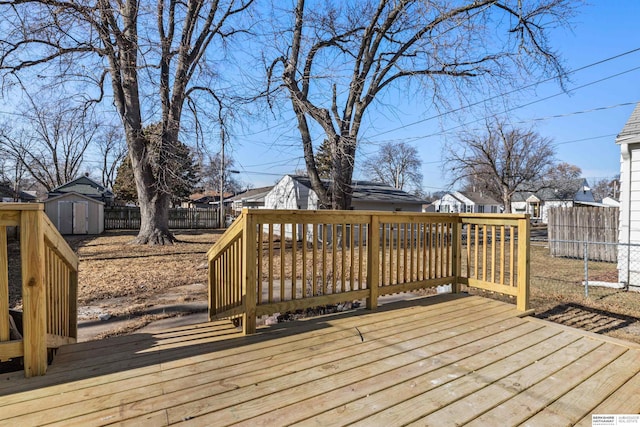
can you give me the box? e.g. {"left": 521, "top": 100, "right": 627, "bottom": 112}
{"left": 45, "top": 191, "right": 105, "bottom": 205}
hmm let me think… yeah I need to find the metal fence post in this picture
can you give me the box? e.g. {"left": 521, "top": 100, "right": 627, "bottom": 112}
{"left": 584, "top": 240, "right": 589, "bottom": 298}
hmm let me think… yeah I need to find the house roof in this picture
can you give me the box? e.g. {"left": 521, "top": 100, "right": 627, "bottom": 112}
{"left": 617, "top": 102, "right": 640, "bottom": 143}
{"left": 457, "top": 191, "right": 500, "bottom": 206}
{"left": 512, "top": 178, "right": 590, "bottom": 202}
{"left": 0, "top": 183, "right": 38, "bottom": 201}
{"left": 289, "top": 175, "right": 425, "bottom": 204}
{"left": 188, "top": 190, "right": 233, "bottom": 203}
{"left": 49, "top": 176, "right": 113, "bottom": 199}
{"left": 228, "top": 186, "right": 273, "bottom": 202}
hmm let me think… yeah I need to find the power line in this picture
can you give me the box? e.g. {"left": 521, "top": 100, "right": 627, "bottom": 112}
{"left": 378, "top": 98, "right": 639, "bottom": 146}
{"left": 373, "top": 47, "right": 640, "bottom": 137}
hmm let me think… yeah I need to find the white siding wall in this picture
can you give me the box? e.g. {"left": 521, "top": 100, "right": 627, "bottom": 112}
{"left": 618, "top": 143, "right": 640, "bottom": 290}
{"left": 436, "top": 194, "right": 463, "bottom": 213}
{"left": 264, "top": 176, "right": 298, "bottom": 210}
{"left": 541, "top": 200, "right": 573, "bottom": 224}
{"left": 511, "top": 201, "right": 527, "bottom": 213}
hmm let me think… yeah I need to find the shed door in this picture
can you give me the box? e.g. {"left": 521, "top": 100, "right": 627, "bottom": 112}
{"left": 58, "top": 202, "right": 74, "bottom": 234}
{"left": 58, "top": 201, "right": 89, "bottom": 235}
{"left": 73, "top": 202, "right": 89, "bottom": 234}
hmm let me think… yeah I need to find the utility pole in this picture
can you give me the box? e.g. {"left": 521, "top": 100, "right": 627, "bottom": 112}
{"left": 219, "top": 127, "right": 225, "bottom": 228}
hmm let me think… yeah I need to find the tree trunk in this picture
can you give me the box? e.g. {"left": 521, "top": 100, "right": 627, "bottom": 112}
{"left": 133, "top": 188, "right": 174, "bottom": 245}
{"left": 128, "top": 133, "right": 176, "bottom": 245}
{"left": 502, "top": 187, "right": 512, "bottom": 214}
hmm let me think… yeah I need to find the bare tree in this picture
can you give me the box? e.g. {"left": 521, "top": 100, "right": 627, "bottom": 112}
{"left": 0, "top": 99, "right": 96, "bottom": 191}
{"left": 200, "top": 153, "right": 242, "bottom": 194}
{"left": 98, "top": 126, "right": 127, "bottom": 190}
{"left": 268, "top": 0, "right": 576, "bottom": 209}
{"left": 446, "top": 119, "right": 556, "bottom": 213}
{"left": 546, "top": 162, "right": 582, "bottom": 182}
{"left": 363, "top": 141, "right": 423, "bottom": 192}
{"left": 591, "top": 176, "right": 620, "bottom": 202}
{"left": 0, "top": 0, "right": 254, "bottom": 244}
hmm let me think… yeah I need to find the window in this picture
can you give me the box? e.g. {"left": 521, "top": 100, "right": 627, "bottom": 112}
{"left": 477, "top": 205, "right": 485, "bottom": 213}
{"left": 530, "top": 202, "right": 541, "bottom": 219}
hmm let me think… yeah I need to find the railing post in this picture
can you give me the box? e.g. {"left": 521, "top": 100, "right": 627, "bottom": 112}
{"left": 517, "top": 216, "right": 530, "bottom": 311}
{"left": 451, "top": 216, "right": 462, "bottom": 294}
{"left": 20, "top": 209, "right": 47, "bottom": 377}
{"left": 1, "top": 226, "right": 9, "bottom": 342}
{"left": 242, "top": 211, "right": 257, "bottom": 334}
{"left": 68, "top": 269, "right": 78, "bottom": 339}
{"left": 208, "top": 255, "right": 215, "bottom": 322}
{"left": 366, "top": 214, "right": 380, "bottom": 310}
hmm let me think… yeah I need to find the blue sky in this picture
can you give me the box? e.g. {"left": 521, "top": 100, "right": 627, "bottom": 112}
{"left": 228, "top": 1, "right": 640, "bottom": 194}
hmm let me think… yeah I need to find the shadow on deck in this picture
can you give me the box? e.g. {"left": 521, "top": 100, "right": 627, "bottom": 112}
{"left": 1, "top": 293, "right": 639, "bottom": 426}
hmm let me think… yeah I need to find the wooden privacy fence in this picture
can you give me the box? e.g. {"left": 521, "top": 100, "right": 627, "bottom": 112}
{"left": 1, "top": 204, "right": 78, "bottom": 377}
{"left": 547, "top": 206, "right": 619, "bottom": 262}
{"left": 207, "top": 209, "right": 530, "bottom": 334}
{"left": 104, "top": 207, "right": 220, "bottom": 230}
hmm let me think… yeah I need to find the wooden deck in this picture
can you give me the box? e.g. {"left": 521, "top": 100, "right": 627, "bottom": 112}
{"left": 1, "top": 294, "right": 639, "bottom": 426}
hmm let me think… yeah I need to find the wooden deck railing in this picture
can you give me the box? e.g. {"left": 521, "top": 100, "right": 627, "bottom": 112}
{"left": 1, "top": 204, "right": 79, "bottom": 377}
{"left": 207, "top": 209, "right": 530, "bottom": 334}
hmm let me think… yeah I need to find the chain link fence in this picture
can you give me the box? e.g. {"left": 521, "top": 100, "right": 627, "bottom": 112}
{"left": 538, "top": 239, "right": 640, "bottom": 296}
{"left": 527, "top": 233, "right": 640, "bottom": 343}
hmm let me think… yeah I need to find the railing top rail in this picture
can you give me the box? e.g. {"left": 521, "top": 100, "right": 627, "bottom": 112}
{"left": 206, "top": 212, "right": 246, "bottom": 258}
{"left": 0, "top": 203, "right": 43, "bottom": 211}
{"left": 244, "top": 209, "right": 461, "bottom": 223}
{"left": 240, "top": 209, "right": 528, "bottom": 224}
{"left": 42, "top": 213, "right": 79, "bottom": 269}
{"left": 458, "top": 213, "right": 528, "bottom": 220}
{"left": 0, "top": 203, "right": 78, "bottom": 269}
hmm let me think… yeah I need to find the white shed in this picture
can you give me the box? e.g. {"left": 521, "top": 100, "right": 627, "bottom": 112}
{"left": 45, "top": 192, "right": 105, "bottom": 235}
{"left": 617, "top": 102, "right": 640, "bottom": 291}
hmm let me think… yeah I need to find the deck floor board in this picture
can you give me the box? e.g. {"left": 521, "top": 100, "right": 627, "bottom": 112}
{"left": 0, "top": 294, "right": 638, "bottom": 426}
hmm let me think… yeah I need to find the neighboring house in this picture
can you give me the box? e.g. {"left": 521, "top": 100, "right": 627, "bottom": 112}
{"left": 48, "top": 175, "right": 114, "bottom": 205}
{"left": 182, "top": 190, "right": 233, "bottom": 209}
{"left": 617, "top": 102, "right": 640, "bottom": 291}
{"left": 228, "top": 186, "right": 272, "bottom": 216}
{"left": 0, "top": 183, "right": 38, "bottom": 203}
{"left": 602, "top": 196, "right": 620, "bottom": 208}
{"left": 263, "top": 175, "right": 425, "bottom": 241}
{"left": 264, "top": 175, "right": 425, "bottom": 212}
{"left": 422, "top": 203, "right": 436, "bottom": 213}
{"left": 510, "top": 178, "right": 595, "bottom": 223}
{"left": 432, "top": 191, "right": 501, "bottom": 214}
{"left": 44, "top": 192, "right": 104, "bottom": 235}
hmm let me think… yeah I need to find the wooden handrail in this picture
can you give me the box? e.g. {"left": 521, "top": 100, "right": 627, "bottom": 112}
{"left": 207, "top": 209, "right": 531, "bottom": 335}
{"left": 0, "top": 204, "right": 78, "bottom": 377}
